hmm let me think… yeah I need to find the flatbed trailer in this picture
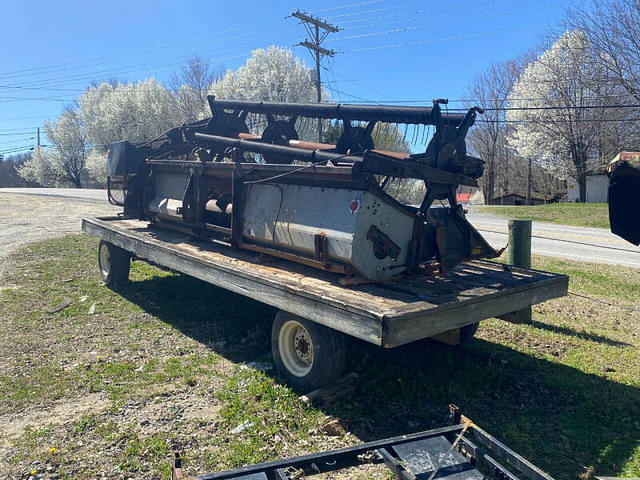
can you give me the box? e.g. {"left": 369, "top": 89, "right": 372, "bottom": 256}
{"left": 82, "top": 216, "right": 568, "bottom": 390}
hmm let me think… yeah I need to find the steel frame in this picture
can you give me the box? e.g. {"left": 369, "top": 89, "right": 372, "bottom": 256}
{"left": 171, "top": 406, "right": 555, "bottom": 480}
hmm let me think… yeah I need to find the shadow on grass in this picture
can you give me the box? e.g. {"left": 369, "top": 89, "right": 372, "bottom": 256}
{"left": 528, "top": 319, "right": 632, "bottom": 347}
{"left": 114, "top": 270, "right": 639, "bottom": 480}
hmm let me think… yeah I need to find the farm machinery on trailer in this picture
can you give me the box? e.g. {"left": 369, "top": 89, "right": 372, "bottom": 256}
{"left": 106, "top": 97, "right": 496, "bottom": 282}
{"left": 86, "top": 96, "right": 567, "bottom": 390}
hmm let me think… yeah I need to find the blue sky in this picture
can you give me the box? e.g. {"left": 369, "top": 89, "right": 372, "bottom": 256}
{"left": 0, "top": 0, "right": 581, "bottom": 155}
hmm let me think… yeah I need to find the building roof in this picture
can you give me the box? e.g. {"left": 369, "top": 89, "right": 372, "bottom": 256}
{"left": 493, "top": 192, "right": 554, "bottom": 202}
{"left": 456, "top": 193, "right": 473, "bottom": 203}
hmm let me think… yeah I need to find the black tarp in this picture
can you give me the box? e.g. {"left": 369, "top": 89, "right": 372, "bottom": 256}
{"left": 107, "top": 141, "right": 146, "bottom": 177}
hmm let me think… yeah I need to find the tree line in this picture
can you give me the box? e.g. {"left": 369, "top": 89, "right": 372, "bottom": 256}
{"left": 467, "top": 0, "right": 640, "bottom": 203}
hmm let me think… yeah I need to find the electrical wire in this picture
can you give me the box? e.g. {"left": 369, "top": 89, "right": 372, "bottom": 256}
{"left": 449, "top": 104, "right": 640, "bottom": 111}
{"left": 243, "top": 152, "right": 359, "bottom": 185}
{"left": 0, "top": 24, "right": 260, "bottom": 81}
{"left": 0, "top": 137, "right": 34, "bottom": 145}
{"left": 0, "top": 132, "right": 36, "bottom": 136}
{"left": 324, "top": 2, "right": 421, "bottom": 20}
{"left": 310, "top": 0, "right": 386, "bottom": 14}
{"left": 0, "top": 145, "right": 35, "bottom": 154}
{"left": 0, "top": 115, "right": 56, "bottom": 122}
{"left": 0, "top": 30, "right": 295, "bottom": 91}
{"left": 346, "top": 25, "right": 542, "bottom": 53}
{"left": 11, "top": 36, "right": 303, "bottom": 92}
{"left": 330, "top": 2, "right": 557, "bottom": 44}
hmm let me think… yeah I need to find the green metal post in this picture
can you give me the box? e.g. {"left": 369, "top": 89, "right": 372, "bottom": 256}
{"left": 508, "top": 219, "right": 532, "bottom": 323}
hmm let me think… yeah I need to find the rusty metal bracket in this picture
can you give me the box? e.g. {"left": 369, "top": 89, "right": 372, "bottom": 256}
{"left": 314, "top": 233, "right": 329, "bottom": 265}
{"left": 367, "top": 225, "right": 401, "bottom": 261}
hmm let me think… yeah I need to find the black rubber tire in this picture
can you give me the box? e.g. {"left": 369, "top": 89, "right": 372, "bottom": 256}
{"left": 271, "top": 311, "right": 347, "bottom": 392}
{"left": 459, "top": 322, "right": 480, "bottom": 344}
{"left": 98, "top": 240, "right": 131, "bottom": 287}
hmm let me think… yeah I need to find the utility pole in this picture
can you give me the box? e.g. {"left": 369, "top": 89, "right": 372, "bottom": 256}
{"left": 37, "top": 127, "right": 40, "bottom": 147}
{"left": 288, "top": 10, "right": 340, "bottom": 142}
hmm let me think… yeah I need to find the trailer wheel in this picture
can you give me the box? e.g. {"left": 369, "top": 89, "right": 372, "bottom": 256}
{"left": 271, "top": 311, "right": 347, "bottom": 391}
{"left": 459, "top": 322, "right": 479, "bottom": 343}
{"left": 98, "top": 240, "right": 131, "bottom": 287}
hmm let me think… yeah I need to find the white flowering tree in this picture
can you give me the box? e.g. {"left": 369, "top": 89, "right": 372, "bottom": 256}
{"left": 18, "top": 108, "right": 88, "bottom": 187}
{"left": 210, "top": 46, "right": 327, "bottom": 140}
{"left": 44, "top": 107, "right": 88, "bottom": 187}
{"left": 507, "top": 30, "right": 618, "bottom": 202}
{"left": 16, "top": 147, "right": 56, "bottom": 186}
{"left": 79, "top": 79, "right": 180, "bottom": 148}
{"left": 211, "top": 46, "right": 319, "bottom": 103}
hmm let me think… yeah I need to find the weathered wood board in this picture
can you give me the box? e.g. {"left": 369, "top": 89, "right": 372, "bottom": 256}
{"left": 82, "top": 216, "right": 568, "bottom": 348}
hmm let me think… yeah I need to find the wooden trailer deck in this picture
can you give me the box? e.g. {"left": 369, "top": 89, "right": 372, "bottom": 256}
{"left": 82, "top": 216, "right": 568, "bottom": 348}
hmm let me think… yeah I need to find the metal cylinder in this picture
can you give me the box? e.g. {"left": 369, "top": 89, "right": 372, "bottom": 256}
{"left": 192, "top": 132, "right": 362, "bottom": 164}
{"left": 507, "top": 219, "right": 532, "bottom": 323}
{"left": 507, "top": 219, "right": 532, "bottom": 269}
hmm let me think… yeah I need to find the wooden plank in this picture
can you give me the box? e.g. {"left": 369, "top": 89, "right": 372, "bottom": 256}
{"left": 83, "top": 218, "right": 384, "bottom": 345}
{"left": 382, "top": 275, "right": 568, "bottom": 347}
{"left": 82, "top": 217, "right": 569, "bottom": 349}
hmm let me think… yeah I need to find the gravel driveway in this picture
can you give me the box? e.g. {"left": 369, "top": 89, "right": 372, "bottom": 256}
{"left": 0, "top": 193, "right": 119, "bottom": 275}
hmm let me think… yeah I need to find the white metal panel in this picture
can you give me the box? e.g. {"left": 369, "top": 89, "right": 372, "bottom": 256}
{"left": 242, "top": 183, "right": 415, "bottom": 280}
{"left": 148, "top": 197, "right": 183, "bottom": 219}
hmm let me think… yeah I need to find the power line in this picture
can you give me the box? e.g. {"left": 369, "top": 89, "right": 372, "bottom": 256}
{"left": 0, "top": 84, "right": 83, "bottom": 93}
{"left": 478, "top": 117, "right": 640, "bottom": 123}
{"left": 338, "top": 0, "right": 503, "bottom": 26}
{"left": 330, "top": 1, "right": 554, "bottom": 44}
{"left": 450, "top": 104, "right": 640, "bottom": 112}
{"left": 311, "top": 0, "right": 386, "bottom": 14}
{"left": 0, "top": 131, "right": 36, "bottom": 136}
{"left": 0, "top": 24, "right": 259, "bottom": 81}
{"left": 0, "top": 145, "right": 35, "bottom": 155}
{"left": 303, "top": 92, "right": 636, "bottom": 104}
{"left": 0, "top": 95, "right": 74, "bottom": 103}
{"left": 346, "top": 25, "right": 541, "bottom": 53}
{"left": 0, "top": 116, "right": 54, "bottom": 122}
{"left": 0, "top": 30, "right": 280, "bottom": 91}
{"left": 340, "top": 0, "right": 496, "bottom": 33}
{"left": 0, "top": 137, "right": 34, "bottom": 145}
{"left": 324, "top": 2, "right": 418, "bottom": 20}
{"left": 9, "top": 35, "right": 303, "bottom": 92}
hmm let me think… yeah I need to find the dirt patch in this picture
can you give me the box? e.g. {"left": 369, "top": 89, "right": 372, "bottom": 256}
{"left": 0, "top": 393, "right": 109, "bottom": 451}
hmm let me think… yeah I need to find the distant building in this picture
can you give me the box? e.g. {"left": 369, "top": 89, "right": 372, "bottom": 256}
{"left": 456, "top": 193, "right": 473, "bottom": 204}
{"left": 456, "top": 186, "right": 481, "bottom": 205}
{"left": 492, "top": 192, "right": 553, "bottom": 205}
{"left": 566, "top": 174, "right": 608, "bottom": 203}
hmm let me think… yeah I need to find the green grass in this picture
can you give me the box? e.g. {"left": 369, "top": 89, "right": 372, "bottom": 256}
{"left": 1, "top": 234, "right": 638, "bottom": 479}
{"left": 471, "top": 202, "right": 610, "bottom": 229}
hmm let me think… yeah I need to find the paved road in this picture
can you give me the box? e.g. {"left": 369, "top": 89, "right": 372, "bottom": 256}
{"left": 1, "top": 188, "right": 639, "bottom": 268}
{"left": 466, "top": 212, "right": 640, "bottom": 268}
{"left": 0, "top": 187, "right": 108, "bottom": 202}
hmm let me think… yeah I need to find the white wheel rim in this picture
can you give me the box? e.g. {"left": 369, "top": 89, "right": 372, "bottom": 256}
{"left": 99, "top": 244, "right": 111, "bottom": 278}
{"left": 278, "top": 320, "right": 314, "bottom": 377}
